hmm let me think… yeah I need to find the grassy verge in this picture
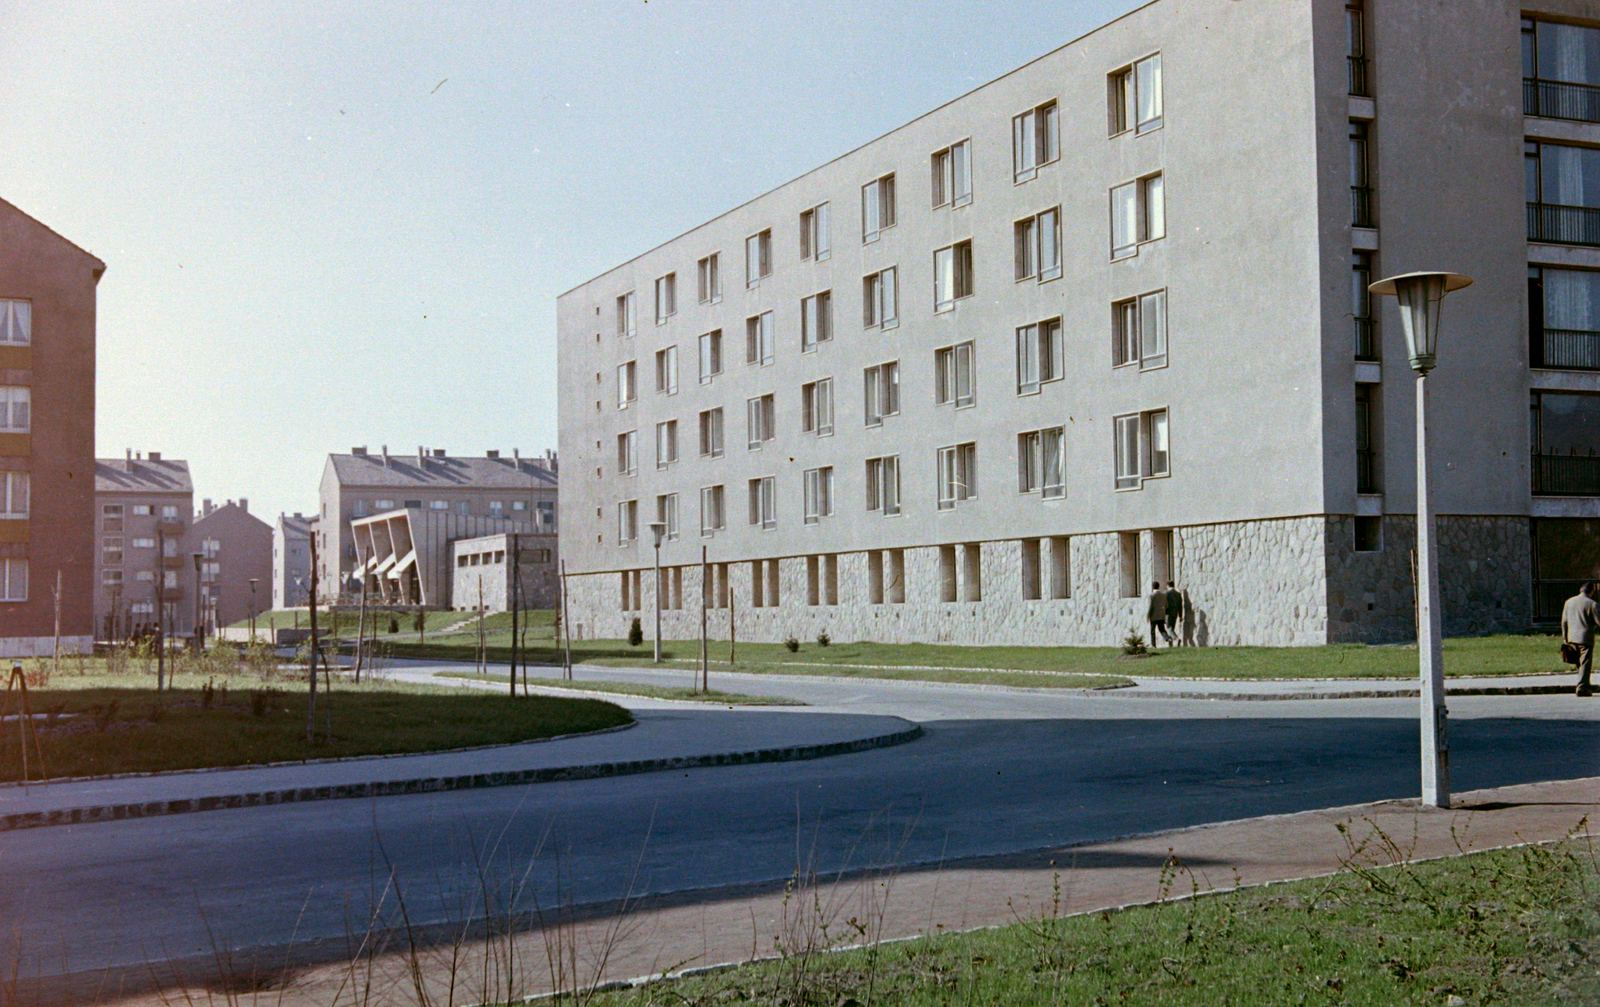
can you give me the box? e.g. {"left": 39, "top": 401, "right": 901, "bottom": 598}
{"left": 433, "top": 670, "right": 806, "bottom": 706}
{"left": 583, "top": 831, "right": 1600, "bottom": 1006}
{"left": 373, "top": 632, "right": 1574, "bottom": 684}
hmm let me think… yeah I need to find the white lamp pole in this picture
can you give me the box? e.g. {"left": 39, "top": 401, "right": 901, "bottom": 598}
{"left": 1369, "top": 270, "right": 1473, "bottom": 810}
{"left": 648, "top": 520, "right": 668, "bottom": 664}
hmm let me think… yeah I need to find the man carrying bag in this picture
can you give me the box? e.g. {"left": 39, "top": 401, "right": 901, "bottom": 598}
{"left": 1559, "top": 582, "right": 1598, "bottom": 697}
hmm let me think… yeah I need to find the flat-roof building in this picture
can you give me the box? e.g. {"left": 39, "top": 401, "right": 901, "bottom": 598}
{"left": 557, "top": 0, "right": 1585, "bottom": 647}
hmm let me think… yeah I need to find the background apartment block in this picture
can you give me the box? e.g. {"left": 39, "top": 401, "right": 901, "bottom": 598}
{"left": 94, "top": 452, "right": 194, "bottom": 640}
{"left": 273, "top": 512, "right": 314, "bottom": 609}
{"left": 190, "top": 498, "right": 272, "bottom": 632}
{"left": 317, "top": 446, "right": 558, "bottom": 602}
{"left": 0, "top": 198, "right": 102, "bottom": 657}
{"left": 557, "top": 0, "right": 1578, "bottom": 648}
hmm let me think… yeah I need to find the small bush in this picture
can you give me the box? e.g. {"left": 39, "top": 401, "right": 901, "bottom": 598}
{"left": 628, "top": 617, "right": 644, "bottom": 647}
{"left": 1122, "top": 632, "right": 1148, "bottom": 656}
{"left": 201, "top": 677, "right": 216, "bottom": 709}
{"left": 249, "top": 689, "right": 280, "bottom": 718}
{"left": 816, "top": 631, "right": 830, "bottom": 647}
{"left": 785, "top": 636, "right": 800, "bottom": 653}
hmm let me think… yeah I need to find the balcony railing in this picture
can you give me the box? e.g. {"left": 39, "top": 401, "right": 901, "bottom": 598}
{"left": 1524, "top": 77, "right": 1600, "bottom": 124}
{"left": 1538, "top": 327, "right": 1600, "bottom": 370}
{"left": 1349, "top": 56, "right": 1370, "bottom": 98}
{"left": 1533, "top": 451, "right": 1600, "bottom": 495}
{"left": 1354, "top": 317, "right": 1379, "bottom": 361}
{"left": 1528, "top": 202, "right": 1600, "bottom": 246}
{"left": 1351, "top": 186, "right": 1374, "bottom": 228}
{"left": 1534, "top": 579, "right": 1591, "bottom": 621}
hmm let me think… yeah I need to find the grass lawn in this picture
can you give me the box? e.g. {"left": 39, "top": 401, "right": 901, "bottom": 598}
{"left": 373, "top": 632, "right": 1574, "bottom": 684}
{"left": 434, "top": 670, "right": 806, "bottom": 706}
{"left": 584, "top": 834, "right": 1599, "bottom": 1006}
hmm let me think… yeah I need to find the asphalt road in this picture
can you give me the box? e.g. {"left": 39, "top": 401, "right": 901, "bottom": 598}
{"left": 4, "top": 670, "right": 1597, "bottom": 988}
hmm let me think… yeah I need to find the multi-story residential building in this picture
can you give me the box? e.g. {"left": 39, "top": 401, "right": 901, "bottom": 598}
{"left": 317, "top": 446, "right": 558, "bottom": 602}
{"left": 0, "top": 198, "right": 103, "bottom": 657}
{"left": 558, "top": 0, "right": 1584, "bottom": 648}
{"left": 93, "top": 452, "right": 194, "bottom": 640}
{"left": 273, "top": 512, "right": 315, "bottom": 609}
{"left": 190, "top": 498, "right": 272, "bottom": 632}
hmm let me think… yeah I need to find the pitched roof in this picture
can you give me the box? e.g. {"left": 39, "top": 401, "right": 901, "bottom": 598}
{"left": 0, "top": 196, "right": 106, "bottom": 274}
{"left": 192, "top": 500, "right": 272, "bottom": 535}
{"left": 326, "top": 453, "right": 559, "bottom": 491}
{"left": 95, "top": 458, "right": 193, "bottom": 494}
{"left": 278, "top": 513, "right": 316, "bottom": 538}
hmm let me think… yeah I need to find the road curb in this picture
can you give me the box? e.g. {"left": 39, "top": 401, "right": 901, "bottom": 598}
{"left": 1090, "top": 684, "right": 1581, "bottom": 701}
{"left": 0, "top": 722, "right": 924, "bottom": 833}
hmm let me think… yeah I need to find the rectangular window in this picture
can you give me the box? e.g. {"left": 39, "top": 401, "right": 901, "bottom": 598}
{"left": 0, "top": 558, "right": 26, "bottom": 602}
{"left": 698, "top": 407, "right": 724, "bottom": 458}
{"left": 803, "top": 467, "right": 834, "bottom": 524}
{"left": 656, "top": 493, "right": 679, "bottom": 541}
{"left": 801, "top": 378, "right": 834, "bottom": 436}
{"left": 1012, "top": 100, "right": 1061, "bottom": 182}
{"left": 1016, "top": 318, "right": 1065, "bottom": 394}
{"left": 745, "top": 229, "right": 772, "bottom": 286}
{"left": 1013, "top": 207, "right": 1061, "bottom": 282}
{"left": 1112, "top": 290, "right": 1168, "bottom": 369}
{"left": 697, "top": 253, "right": 722, "bottom": 304}
{"left": 861, "top": 172, "right": 897, "bottom": 243}
{"left": 0, "top": 387, "right": 30, "bottom": 433}
{"left": 1353, "top": 252, "right": 1378, "bottom": 360}
{"left": 655, "top": 419, "right": 678, "bottom": 469}
{"left": 866, "top": 455, "right": 901, "bottom": 515}
{"left": 1022, "top": 538, "right": 1042, "bottom": 600}
{"left": 617, "top": 430, "right": 638, "bottom": 476}
{"left": 1532, "top": 391, "right": 1600, "bottom": 494}
{"left": 746, "top": 393, "right": 775, "bottom": 449}
{"left": 933, "top": 240, "right": 974, "bottom": 311}
{"left": 745, "top": 311, "right": 774, "bottom": 365}
{"left": 1115, "top": 409, "right": 1170, "bottom": 489}
{"left": 430, "top": 500, "right": 448, "bottom": 511}
{"left": 102, "top": 503, "right": 123, "bottom": 532}
{"left": 654, "top": 272, "right": 676, "bottom": 324}
{"left": 102, "top": 568, "right": 124, "bottom": 587}
{"left": 863, "top": 361, "right": 901, "bottom": 426}
{"left": 102, "top": 536, "right": 124, "bottom": 565}
{"left": 800, "top": 203, "right": 831, "bottom": 261}
{"left": 934, "top": 342, "right": 975, "bottom": 408}
{"left": 1529, "top": 266, "right": 1600, "bottom": 370}
{"left": 1350, "top": 121, "right": 1373, "bottom": 227}
{"left": 615, "top": 292, "right": 636, "bottom": 337}
{"left": 862, "top": 267, "right": 898, "bottom": 329}
{"left": 747, "top": 476, "right": 777, "bottom": 529}
{"left": 654, "top": 346, "right": 679, "bottom": 394}
{"left": 801, "top": 290, "right": 833, "bottom": 351}
{"left": 1019, "top": 427, "right": 1067, "bottom": 499}
{"left": 377, "top": 499, "right": 396, "bottom": 510}
{"left": 936, "top": 442, "right": 978, "bottom": 510}
{"left": 1109, "top": 53, "right": 1163, "bottom": 135}
{"left": 931, "top": 139, "right": 972, "bottom": 208}
{"left": 0, "top": 300, "right": 30, "bottom": 346}
{"left": 617, "top": 360, "right": 637, "bottom": 408}
{"left": 1349, "top": 3, "right": 1370, "bottom": 97}
{"left": 1356, "top": 384, "right": 1380, "bottom": 493}
{"left": 618, "top": 500, "right": 638, "bottom": 544}
{"left": 1110, "top": 173, "right": 1165, "bottom": 258}
{"left": 700, "top": 484, "right": 726, "bottom": 536}
{"left": 132, "top": 505, "right": 151, "bottom": 516}
{"left": 698, "top": 329, "right": 723, "bottom": 383}
{"left": 1, "top": 472, "right": 28, "bottom": 518}
{"left": 1048, "top": 536, "right": 1071, "bottom": 599}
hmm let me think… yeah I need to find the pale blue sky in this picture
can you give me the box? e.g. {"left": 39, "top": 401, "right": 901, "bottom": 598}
{"left": 0, "top": 0, "right": 1143, "bottom": 522}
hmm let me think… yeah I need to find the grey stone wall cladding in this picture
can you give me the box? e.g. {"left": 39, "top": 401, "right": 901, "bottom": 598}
{"left": 1325, "top": 515, "right": 1532, "bottom": 644}
{"left": 565, "top": 516, "right": 1367, "bottom": 648}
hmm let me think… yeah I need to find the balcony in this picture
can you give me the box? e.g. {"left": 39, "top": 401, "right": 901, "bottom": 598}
{"left": 1534, "top": 578, "right": 1588, "bottom": 621}
{"left": 1533, "top": 452, "right": 1600, "bottom": 495}
{"left": 1351, "top": 186, "right": 1374, "bottom": 229}
{"left": 1527, "top": 202, "right": 1600, "bottom": 246}
{"left": 1535, "top": 327, "right": 1600, "bottom": 370}
{"left": 1525, "top": 77, "right": 1600, "bottom": 124}
{"left": 1354, "top": 318, "right": 1379, "bottom": 361}
{"left": 1348, "top": 56, "right": 1370, "bottom": 99}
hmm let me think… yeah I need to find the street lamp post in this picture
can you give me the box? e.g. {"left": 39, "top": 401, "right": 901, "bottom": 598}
{"left": 191, "top": 551, "right": 205, "bottom": 652}
{"left": 648, "top": 521, "right": 667, "bottom": 664}
{"left": 1369, "top": 270, "right": 1473, "bottom": 810}
{"left": 249, "top": 578, "right": 259, "bottom": 644}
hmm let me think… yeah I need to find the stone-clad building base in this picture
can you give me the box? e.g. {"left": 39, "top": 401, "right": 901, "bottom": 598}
{"left": 562, "top": 515, "right": 1534, "bottom": 649}
{"left": 0, "top": 636, "right": 95, "bottom": 659}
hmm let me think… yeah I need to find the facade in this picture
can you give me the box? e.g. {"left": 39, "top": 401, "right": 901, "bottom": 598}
{"left": 349, "top": 509, "right": 545, "bottom": 609}
{"left": 273, "top": 512, "right": 314, "bottom": 609}
{"left": 93, "top": 453, "right": 195, "bottom": 641}
{"left": 557, "top": 0, "right": 1583, "bottom": 648}
{"left": 316, "top": 446, "right": 558, "bottom": 602}
{"left": 0, "top": 197, "right": 103, "bottom": 657}
{"left": 190, "top": 499, "right": 273, "bottom": 631}
{"left": 450, "top": 532, "right": 560, "bottom": 612}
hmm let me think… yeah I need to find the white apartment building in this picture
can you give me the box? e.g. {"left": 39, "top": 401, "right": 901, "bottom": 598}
{"left": 557, "top": 0, "right": 1594, "bottom": 647}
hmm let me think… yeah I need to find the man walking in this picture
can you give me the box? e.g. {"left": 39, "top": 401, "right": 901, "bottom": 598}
{"left": 1561, "top": 582, "right": 1598, "bottom": 697}
{"left": 1165, "top": 581, "right": 1184, "bottom": 647}
{"left": 1147, "top": 581, "right": 1170, "bottom": 648}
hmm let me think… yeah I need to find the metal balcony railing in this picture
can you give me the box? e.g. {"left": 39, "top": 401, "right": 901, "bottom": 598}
{"left": 1533, "top": 451, "right": 1600, "bottom": 495}
{"left": 1528, "top": 202, "right": 1600, "bottom": 246}
{"left": 1539, "top": 327, "right": 1600, "bottom": 370}
{"left": 1524, "top": 77, "right": 1600, "bottom": 124}
{"left": 1351, "top": 186, "right": 1374, "bottom": 228}
{"left": 1534, "top": 579, "right": 1591, "bottom": 621}
{"left": 1354, "top": 317, "right": 1379, "bottom": 361}
{"left": 1349, "top": 56, "right": 1370, "bottom": 98}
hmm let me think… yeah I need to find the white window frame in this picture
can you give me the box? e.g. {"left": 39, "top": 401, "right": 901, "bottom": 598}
{"left": 1014, "top": 207, "right": 1061, "bottom": 282}
{"left": 934, "top": 342, "right": 975, "bottom": 409}
{"left": 1016, "top": 318, "right": 1065, "bottom": 395}
{"left": 933, "top": 240, "right": 974, "bottom": 312}
{"left": 697, "top": 253, "right": 722, "bottom": 304}
{"left": 0, "top": 300, "right": 30, "bottom": 346}
{"left": 865, "top": 455, "right": 901, "bottom": 515}
{"left": 803, "top": 466, "right": 834, "bottom": 525}
{"left": 654, "top": 346, "right": 679, "bottom": 395}
{"left": 0, "top": 386, "right": 30, "bottom": 433}
{"left": 747, "top": 476, "right": 777, "bottom": 530}
{"left": 654, "top": 272, "right": 676, "bottom": 324}
{"left": 698, "top": 329, "right": 722, "bottom": 384}
{"left": 863, "top": 361, "right": 900, "bottom": 427}
{"left": 936, "top": 442, "right": 978, "bottom": 511}
{"left": 1112, "top": 290, "right": 1168, "bottom": 370}
{"left": 1012, "top": 100, "right": 1061, "bottom": 182}
{"left": 0, "top": 471, "right": 27, "bottom": 518}
{"left": 617, "top": 361, "right": 637, "bottom": 408}
{"left": 861, "top": 173, "right": 897, "bottom": 243}
{"left": 931, "top": 139, "right": 972, "bottom": 208}
{"left": 801, "top": 290, "right": 832, "bottom": 351}
{"left": 1114, "top": 408, "right": 1170, "bottom": 490}
{"left": 0, "top": 558, "right": 26, "bottom": 602}
{"left": 863, "top": 267, "right": 898, "bottom": 329}
{"left": 699, "top": 484, "right": 726, "bottom": 536}
{"left": 801, "top": 378, "right": 834, "bottom": 436}
{"left": 1018, "top": 427, "right": 1067, "bottom": 499}
{"left": 618, "top": 500, "right": 639, "bottom": 544}
{"left": 800, "top": 202, "right": 831, "bottom": 261}
{"left": 617, "top": 430, "right": 638, "bottom": 476}
{"left": 746, "top": 393, "right": 775, "bottom": 450}
{"left": 698, "top": 407, "right": 724, "bottom": 458}
{"left": 656, "top": 492, "right": 679, "bottom": 541}
{"left": 745, "top": 229, "right": 772, "bottom": 287}
{"left": 1110, "top": 53, "right": 1164, "bottom": 136}
{"left": 1111, "top": 172, "right": 1165, "bottom": 259}
{"left": 655, "top": 419, "right": 678, "bottom": 470}
{"left": 615, "top": 291, "right": 636, "bottom": 338}
{"left": 745, "top": 312, "right": 774, "bottom": 366}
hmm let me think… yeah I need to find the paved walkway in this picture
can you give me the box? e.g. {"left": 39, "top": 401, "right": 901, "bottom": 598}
{"left": 1103, "top": 671, "right": 1582, "bottom": 700}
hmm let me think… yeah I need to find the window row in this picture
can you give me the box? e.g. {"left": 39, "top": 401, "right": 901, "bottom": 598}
{"left": 346, "top": 497, "right": 546, "bottom": 520}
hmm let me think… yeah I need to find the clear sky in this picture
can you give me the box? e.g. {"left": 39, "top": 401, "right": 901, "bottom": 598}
{"left": 0, "top": 0, "right": 1145, "bottom": 523}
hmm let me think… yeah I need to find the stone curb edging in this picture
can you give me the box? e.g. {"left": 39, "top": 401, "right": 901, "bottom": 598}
{"left": 0, "top": 723, "right": 924, "bottom": 833}
{"left": 1094, "top": 684, "right": 1581, "bottom": 702}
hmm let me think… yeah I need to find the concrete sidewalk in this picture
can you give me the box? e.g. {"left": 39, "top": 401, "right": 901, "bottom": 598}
{"left": 1103, "top": 671, "right": 1585, "bottom": 701}
{"left": 0, "top": 708, "right": 921, "bottom": 832}
{"left": 79, "top": 775, "right": 1599, "bottom": 1007}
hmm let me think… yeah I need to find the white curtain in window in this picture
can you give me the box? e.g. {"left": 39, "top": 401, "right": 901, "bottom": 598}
{"left": 880, "top": 268, "right": 897, "bottom": 325}
{"left": 1140, "top": 291, "right": 1167, "bottom": 363}
{"left": 1111, "top": 183, "right": 1137, "bottom": 254}
{"left": 1136, "top": 54, "right": 1163, "bottom": 127}
{"left": 934, "top": 247, "right": 954, "bottom": 306}
{"left": 1042, "top": 428, "right": 1065, "bottom": 498}
{"left": 952, "top": 142, "right": 971, "bottom": 202}
{"left": 1541, "top": 21, "right": 1600, "bottom": 86}
{"left": 1013, "top": 113, "right": 1037, "bottom": 177}
{"left": 1546, "top": 269, "right": 1600, "bottom": 331}
{"left": 1143, "top": 177, "right": 1165, "bottom": 240}
{"left": 1545, "top": 143, "right": 1600, "bottom": 207}
{"left": 0, "top": 301, "right": 29, "bottom": 345}
{"left": 1017, "top": 325, "right": 1041, "bottom": 393}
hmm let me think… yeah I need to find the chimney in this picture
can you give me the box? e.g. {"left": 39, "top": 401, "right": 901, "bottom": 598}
{"left": 240, "top": 497, "right": 248, "bottom": 513}
{"left": 382, "top": 444, "right": 390, "bottom": 468}
{"left": 433, "top": 448, "right": 445, "bottom": 458}
{"left": 352, "top": 446, "right": 367, "bottom": 456}
{"left": 149, "top": 451, "right": 161, "bottom": 462}
{"left": 487, "top": 450, "right": 499, "bottom": 460}
{"left": 202, "top": 498, "right": 213, "bottom": 517}
{"left": 513, "top": 448, "right": 521, "bottom": 471}
{"left": 417, "top": 445, "right": 426, "bottom": 469}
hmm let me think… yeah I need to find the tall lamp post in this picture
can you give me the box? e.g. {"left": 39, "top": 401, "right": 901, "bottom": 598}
{"left": 1369, "top": 269, "right": 1473, "bottom": 810}
{"left": 249, "top": 578, "right": 259, "bottom": 643}
{"left": 191, "top": 551, "right": 205, "bottom": 651}
{"left": 648, "top": 521, "right": 667, "bottom": 664}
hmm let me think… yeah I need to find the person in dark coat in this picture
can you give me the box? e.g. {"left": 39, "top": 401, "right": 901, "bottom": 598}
{"left": 1146, "top": 581, "right": 1170, "bottom": 647}
{"left": 1164, "top": 581, "right": 1184, "bottom": 647}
